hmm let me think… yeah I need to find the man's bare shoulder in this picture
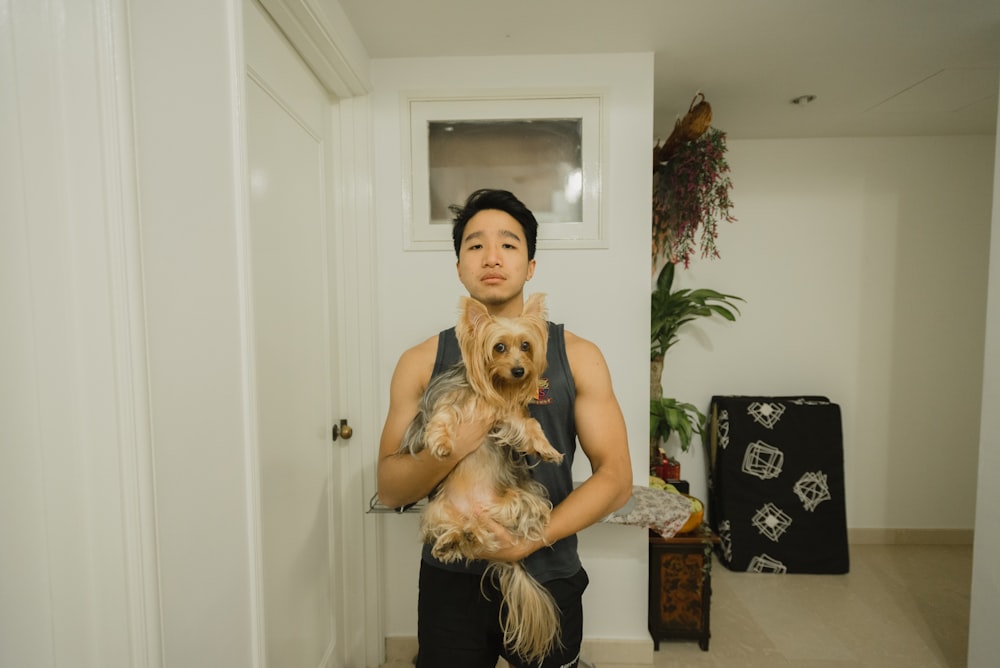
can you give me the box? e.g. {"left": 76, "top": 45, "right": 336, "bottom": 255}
{"left": 401, "top": 333, "right": 439, "bottom": 362}
{"left": 562, "top": 328, "right": 613, "bottom": 385}
{"left": 562, "top": 328, "right": 603, "bottom": 362}
{"left": 393, "top": 334, "right": 439, "bottom": 393}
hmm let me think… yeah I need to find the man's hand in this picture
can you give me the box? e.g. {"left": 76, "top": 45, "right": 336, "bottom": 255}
{"left": 378, "top": 335, "right": 494, "bottom": 508}
{"left": 449, "top": 413, "right": 493, "bottom": 461}
{"left": 471, "top": 513, "right": 547, "bottom": 563}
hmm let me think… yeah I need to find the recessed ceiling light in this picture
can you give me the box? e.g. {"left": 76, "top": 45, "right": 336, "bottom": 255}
{"left": 791, "top": 94, "right": 817, "bottom": 105}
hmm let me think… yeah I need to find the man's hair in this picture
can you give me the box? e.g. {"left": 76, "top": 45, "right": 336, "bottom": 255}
{"left": 449, "top": 189, "right": 539, "bottom": 260}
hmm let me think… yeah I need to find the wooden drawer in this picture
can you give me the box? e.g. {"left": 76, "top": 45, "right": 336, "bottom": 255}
{"left": 648, "top": 526, "right": 719, "bottom": 651}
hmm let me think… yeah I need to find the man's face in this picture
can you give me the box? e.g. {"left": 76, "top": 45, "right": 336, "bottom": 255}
{"left": 456, "top": 209, "right": 536, "bottom": 314}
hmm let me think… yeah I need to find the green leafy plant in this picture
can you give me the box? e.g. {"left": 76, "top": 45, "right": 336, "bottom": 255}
{"left": 650, "top": 261, "right": 743, "bottom": 459}
{"left": 651, "top": 261, "right": 743, "bottom": 362}
{"left": 650, "top": 397, "right": 706, "bottom": 454}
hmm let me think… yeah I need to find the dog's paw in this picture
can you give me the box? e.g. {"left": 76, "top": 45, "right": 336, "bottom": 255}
{"left": 426, "top": 442, "right": 453, "bottom": 459}
{"left": 429, "top": 522, "right": 503, "bottom": 563}
{"left": 431, "top": 531, "right": 479, "bottom": 563}
{"left": 541, "top": 451, "right": 564, "bottom": 464}
{"left": 423, "top": 430, "right": 454, "bottom": 459}
{"left": 424, "top": 419, "right": 456, "bottom": 459}
{"left": 523, "top": 435, "right": 563, "bottom": 463}
{"left": 516, "top": 418, "right": 563, "bottom": 463}
{"left": 430, "top": 542, "right": 464, "bottom": 564}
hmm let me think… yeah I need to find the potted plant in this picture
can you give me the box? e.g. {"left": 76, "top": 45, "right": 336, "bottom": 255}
{"left": 650, "top": 261, "right": 743, "bottom": 468}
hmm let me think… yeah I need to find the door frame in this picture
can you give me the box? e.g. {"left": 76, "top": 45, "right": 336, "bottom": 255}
{"left": 126, "top": 0, "right": 379, "bottom": 662}
{"left": 252, "top": 1, "right": 381, "bottom": 665}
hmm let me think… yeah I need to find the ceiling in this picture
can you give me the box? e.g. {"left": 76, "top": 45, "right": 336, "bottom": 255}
{"left": 336, "top": 0, "right": 1000, "bottom": 140}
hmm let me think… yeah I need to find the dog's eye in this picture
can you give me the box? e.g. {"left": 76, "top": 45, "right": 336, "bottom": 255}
{"left": 520, "top": 341, "right": 531, "bottom": 352}
{"left": 494, "top": 343, "right": 507, "bottom": 353}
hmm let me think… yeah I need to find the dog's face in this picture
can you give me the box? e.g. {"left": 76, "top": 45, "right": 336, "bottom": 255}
{"left": 457, "top": 294, "right": 548, "bottom": 404}
{"left": 482, "top": 317, "right": 546, "bottom": 387}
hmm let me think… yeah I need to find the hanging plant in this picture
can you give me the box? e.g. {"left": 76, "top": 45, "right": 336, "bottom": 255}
{"left": 648, "top": 93, "right": 742, "bottom": 474}
{"left": 653, "top": 124, "right": 736, "bottom": 268}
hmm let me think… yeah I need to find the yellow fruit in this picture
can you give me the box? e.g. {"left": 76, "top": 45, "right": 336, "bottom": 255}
{"left": 649, "top": 475, "right": 668, "bottom": 490}
{"left": 679, "top": 495, "right": 705, "bottom": 534}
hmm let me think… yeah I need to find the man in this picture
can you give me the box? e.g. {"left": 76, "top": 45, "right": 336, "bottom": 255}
{"left": 378, "top": 189, "right": 632, "bottom": 668}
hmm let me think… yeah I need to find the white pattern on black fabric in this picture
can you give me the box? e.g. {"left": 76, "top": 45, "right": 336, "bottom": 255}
{"left": 709, "top": 396, "right": 849, "bottom": 574}
{"left": 752, "top": 502, "right": 793, "bottom": 542}
{"left": 794, "top": 471, "right": 832, "bottom": 512}
{"left": 748, "top": 554, "right": 788, "bottom": 574}
{"left": 718, "top": 410, "right": 730, "bottom": 449}
{"left": 747, "top": 401, "right": 785, "bottom": 429}
{"left": 741, "top": 441, "right": 784, "bottom": 480}
{"left": 718, "top": 520, "right": 733, "bottom": 563}
{"left": 790, "top": 398, "right": 831, "bottom": 406}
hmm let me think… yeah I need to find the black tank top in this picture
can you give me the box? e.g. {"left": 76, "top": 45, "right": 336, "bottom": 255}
{"left": 420, "top": 322, "right": 582, "bottom": 582}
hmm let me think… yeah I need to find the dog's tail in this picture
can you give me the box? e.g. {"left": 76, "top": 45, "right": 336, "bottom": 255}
{"left": 487, "top": 561, "right": 561, "bottom": 664}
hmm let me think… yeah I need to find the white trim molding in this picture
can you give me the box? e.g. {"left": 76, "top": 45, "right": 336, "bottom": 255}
{"left": 248, "top": 2, "right": 380, "bottom": 665}
{"left": 385, "top": 636, "right": 655, "bottom": 667}
{"left": 330, "top": 93, "right": 385, "bottom": 668}
{"left": 848, "top": 528, "right": 975, "bottom": 545}
{"left": 256, "top": 0, "right": 372, "bottom": 99}
{"left": 1, "top": 0, "right": 163, "bottom": 665}
{"left": 97, "top": 0, "right": 165, "bottom": 664}
{"left": 400, "top": 88, "right": 609, "bottom": 251}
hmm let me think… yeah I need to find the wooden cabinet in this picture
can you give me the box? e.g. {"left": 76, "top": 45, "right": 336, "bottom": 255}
{"left": 648, "top": 525, "right": 720, "bottom": 651}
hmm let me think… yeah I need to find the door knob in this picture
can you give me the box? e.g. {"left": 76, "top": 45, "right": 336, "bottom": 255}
{"left": 332, "top": 418, "right": 353, "bottom": 441}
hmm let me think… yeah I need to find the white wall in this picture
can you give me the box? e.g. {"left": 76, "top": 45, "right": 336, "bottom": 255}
{"left": 8, "top": 1, "right": 996, "bottom": 661}
{"left": 3, "top": 0, "right": 282, "bottom": 665}
{"left": 5, "top": 1, "right": 380, "bottom": 665}
{"left": 129, "top": 1, "right": 260, "bottom": 665}
{"left": 370, "top": 54, "right": 655, "bottom": 645}
{"left": 968, "top": 101, "right": 1000, "bottom": 666}
{"left": 663, "top": 136, "right": 994, "bottom": 532}
{"left": 1, "top": 1, "right": 144, "bottom": 665}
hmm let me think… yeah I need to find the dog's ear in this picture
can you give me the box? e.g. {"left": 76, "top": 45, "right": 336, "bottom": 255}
{"left": 522, "top": 293, "right": 548, "bottom": 321}
{"left": 522, "top": 294, "right": 549, "bottom": 360}
{"left": 457, "top": 296, "right": 492, "bottom": 339}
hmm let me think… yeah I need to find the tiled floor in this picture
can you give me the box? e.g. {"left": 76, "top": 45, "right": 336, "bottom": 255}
{"left": 647, "top": 543, "right": 972, "bottom": 667}
{"left": 381, "top": 543, "right": 973, "bottom": 667}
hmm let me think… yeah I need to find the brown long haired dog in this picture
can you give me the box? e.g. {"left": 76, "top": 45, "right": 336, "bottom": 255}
{"left": 400, "top": 293, "right": 564, "bottom": 664}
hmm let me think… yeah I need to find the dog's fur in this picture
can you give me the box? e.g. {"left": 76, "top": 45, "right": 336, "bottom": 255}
{"left": 399, "top": 293, "right": 564, "bottom": 664}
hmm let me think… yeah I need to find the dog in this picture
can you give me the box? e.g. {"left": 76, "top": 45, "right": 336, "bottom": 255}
{"left": 399, "top": 293, "right": 564, "bottom": 664}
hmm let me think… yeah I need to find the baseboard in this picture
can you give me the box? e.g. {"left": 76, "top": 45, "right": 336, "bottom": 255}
{"left": 385, "top": 636, "right": 419, "bottom": 663}
{"left": 581, "top": 638, "right": 654, "bottom": 666}
{"left": 385, "top": 636, "right": 655, "bottom": 667}
{"left": 848, "top": 528, "right": 974, "bottom": 545}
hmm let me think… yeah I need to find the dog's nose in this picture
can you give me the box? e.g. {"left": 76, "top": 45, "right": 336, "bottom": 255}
{"left": 511, "top": 367, "right": 525, "bottom": 378}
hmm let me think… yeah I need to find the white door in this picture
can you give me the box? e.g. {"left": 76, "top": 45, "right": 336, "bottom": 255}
{"left": 244, "top": 2, "right": 343, "bottom": 666}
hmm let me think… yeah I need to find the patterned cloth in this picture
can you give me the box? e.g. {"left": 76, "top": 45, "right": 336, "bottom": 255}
{"left": 603, "top": 485, "right": 693, "bottom": 538}
{"left": 708, "top": 395, "right": 850, "bottom": 574}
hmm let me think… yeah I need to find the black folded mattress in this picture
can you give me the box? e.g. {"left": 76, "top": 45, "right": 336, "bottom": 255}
{"left": 707, "top": 395, "right": 850, "bottom": 574}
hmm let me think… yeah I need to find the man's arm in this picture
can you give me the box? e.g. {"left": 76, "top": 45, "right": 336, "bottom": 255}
{"left": 376, "top": 336, "right": 491, "bottom": 509}
{"left": 543, "top": 331, "right": 633, "bottom": 541}
{"left": 480, "top": 330, "right": 633, "bottom": 562}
